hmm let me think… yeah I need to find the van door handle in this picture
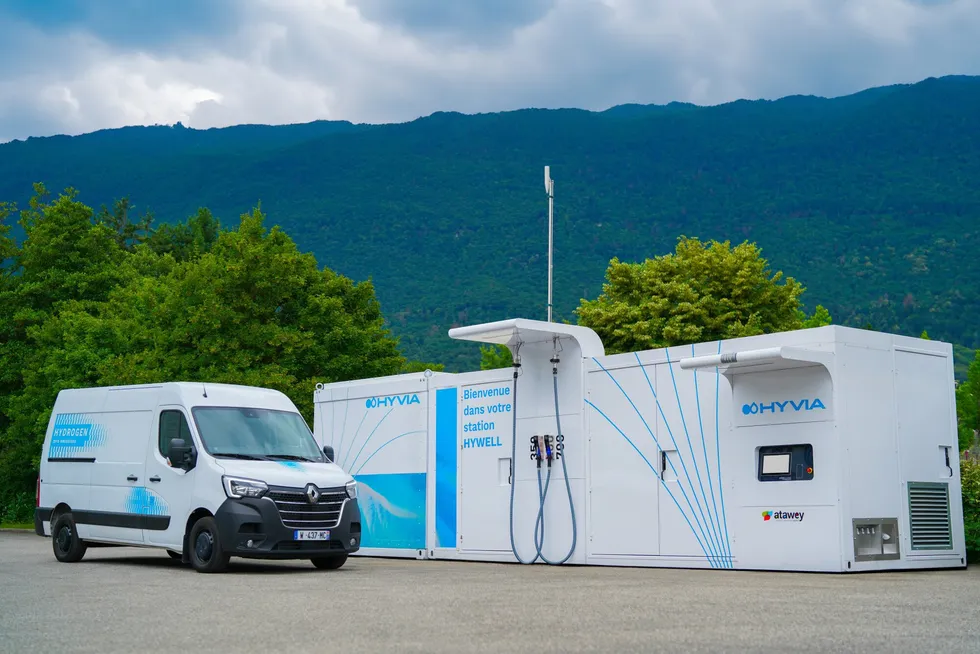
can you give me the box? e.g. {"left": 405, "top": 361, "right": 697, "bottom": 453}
{"left": 149, "top": 476, "right": 161, "bottom": 482}
{"left": 127, "top": 475, "right": 138, "bottom": 482}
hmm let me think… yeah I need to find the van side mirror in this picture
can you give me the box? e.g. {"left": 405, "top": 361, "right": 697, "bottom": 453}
{"left": 322, "top": 445, "right": 335, "bottom": 463}
{"left": 169, "top": 438, "right": 197, "bottom": 470}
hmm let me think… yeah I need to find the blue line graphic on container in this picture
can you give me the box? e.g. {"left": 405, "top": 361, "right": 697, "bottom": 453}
{"left": 435, "top": 387, "right": 458, "bottom": 548}
{"left": 715, "top": 340, "right": 732, "bottom": 561}
{"left": 352, "top": 430, "right": 426, "bottom": 477}
{"left": 327, "top": 388, "right": 429, "bottom": 550}
{"left": 588, "top": 347, "right": 735, "bottom": 569}
{"left": 338, "top": 411, "right": 368, "bottom": 470}
{"left": 343, "top": 407, "right": 393, "bottom": 470}
{"left": 652, "top": 346, "right": 733, "bottom": 567}
{"left": 662, "top": 347, "right": 724, "bottom": 561}
{"left": 584, "top": 399, "right": 715, "bottom": 563}
{"left": 48, "top": 413, "right": 109, "bottom": 459}
{"left": 354, "top": 472, "right": 426, "bottom": 550}
{"left": 126, "top": 487, "right": 170, "bottom": 516}
{"left": 591, "top": 357, "right": 721, "bottom": 566}
{"left": 635, "top": 353, "right": 721, "bottom": 563}
{"left": 334, "top": 394, "right": 350, "bottom": 467}
{"left": 692, "top": 343, "right": 726, "bottom": 562}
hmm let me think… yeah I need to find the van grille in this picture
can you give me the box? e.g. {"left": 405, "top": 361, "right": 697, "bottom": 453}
{"left": 908, "top": 482, "right": 952, "bottom": 551}
{"left": 268, "top": 486, "right": 347, "bottom": 530}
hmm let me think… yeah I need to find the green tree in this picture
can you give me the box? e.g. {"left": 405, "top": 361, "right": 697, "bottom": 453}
{"left": 401, "top": 360, "right": 446, "bottom": 373}
{"left": 32, "top": 205, "right": 405, "bottom": 422}
{"left": 96, "top": 196, "right": 154, "bottom": 252}
{"left": 0, "top": 185, "right": 132, "bottom": 520}
{"left": 0, "top": 199, "right": 18, "bottom": 432}
{"left": 961, "top": 457, "right": 980, "bottom": 563}
{"left": 480, "top": 344, "right": 513, "bottom": 370}
{"left": 575, "top": 236, "right": 813, "bottom": 354}
{"left": 957, "top": 352, "right": 980, "bottom": 453}
{"left": 0, "top": 189, "right": 410, "bottom": 522}
{"left": 0, "top": 200, "right": 21, "bottom": 521}
{"left": 801, "top": 305, "right": 833, "bottom": 328}
{"left": 0, "top": 200, "right": 15, "bottom": 265}
{"left": 15, "top": 184, "right": 127, "bottom": 313}
{"left": 145, "top": 207, "right": 221, "bottom": 261}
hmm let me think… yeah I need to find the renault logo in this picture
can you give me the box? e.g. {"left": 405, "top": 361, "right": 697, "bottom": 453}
{"left": 305, "top": 484, "right": 320, "bottom": 504}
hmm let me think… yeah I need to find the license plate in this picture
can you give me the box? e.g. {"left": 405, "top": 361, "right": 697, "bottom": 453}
{"left": 294, "top": 530, "right": 330, "bottom": 541}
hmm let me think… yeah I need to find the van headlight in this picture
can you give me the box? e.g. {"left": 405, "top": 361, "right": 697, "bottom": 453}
{"left": 223, "top": 476, "right": 268, "bottom": 499}
{"left": 345, "top": 480, "right": 357, "bottom": 499}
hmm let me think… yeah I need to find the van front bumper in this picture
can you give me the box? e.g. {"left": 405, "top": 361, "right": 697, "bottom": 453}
{"left": 213, "top": 495, "right": 361, "bottom": 560}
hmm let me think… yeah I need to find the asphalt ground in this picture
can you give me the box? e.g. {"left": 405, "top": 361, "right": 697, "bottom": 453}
{"left": 1, "top": 530, "right": 978, "bottom": 653}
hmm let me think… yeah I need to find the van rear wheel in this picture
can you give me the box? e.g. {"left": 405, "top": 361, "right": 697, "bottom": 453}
{"left": 51, "top": 513, "right": 87, "bottom": 563}
{"left": 311, "top": 553, "right": 348, "bottom": 570}
{"left": 188, "top": 516, "right": 229, "bottom": 573}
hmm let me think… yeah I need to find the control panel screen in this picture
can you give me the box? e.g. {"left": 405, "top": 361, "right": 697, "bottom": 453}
{"left": 761, "top": 453, "right": 791, "bottom": 475}
{"left": 757, "top": 444, "right": 814, "bottom": 482}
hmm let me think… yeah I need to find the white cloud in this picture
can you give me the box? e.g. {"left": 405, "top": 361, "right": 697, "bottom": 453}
{"left": 0, "top": 0, "right": 978, "bottom": 142}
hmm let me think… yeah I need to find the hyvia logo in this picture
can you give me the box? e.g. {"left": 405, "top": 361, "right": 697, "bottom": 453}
{"left": 365, "top": 393, "right": 421, "bottom": 409}
{"left": 742, "top": 398, "right": 826, "bottom": 416}
{"left": 762, "top": 510, "right": 804, "bottom": 522}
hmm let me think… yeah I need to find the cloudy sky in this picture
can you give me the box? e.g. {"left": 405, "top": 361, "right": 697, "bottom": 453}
{"left": 1, "top": 0, "right": 977, "bottom": 143}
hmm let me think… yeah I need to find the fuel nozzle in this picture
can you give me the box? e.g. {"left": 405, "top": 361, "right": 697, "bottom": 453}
{"left": 544, "top": 434, "right": 554, "bottom": 467}
{"left": 532, "top": 435, "right": 544, "bottom": 468}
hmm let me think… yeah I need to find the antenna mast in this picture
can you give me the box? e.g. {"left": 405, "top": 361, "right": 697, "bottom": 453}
{"left": 545, "top": 165, "right": 554, "bottom": 322}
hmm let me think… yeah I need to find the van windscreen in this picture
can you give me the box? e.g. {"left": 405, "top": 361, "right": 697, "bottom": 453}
{"left": 191, "top": 407, "right": 324, "bottom": 462}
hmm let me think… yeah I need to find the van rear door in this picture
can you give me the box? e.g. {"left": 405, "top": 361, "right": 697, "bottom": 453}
{"left": 84, "top": 388, "right": 159, "bottom": 544}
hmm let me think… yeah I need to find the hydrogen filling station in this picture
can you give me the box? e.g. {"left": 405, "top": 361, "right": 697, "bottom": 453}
{"left": 312, "top": 317, "right": 967, "bottom": 573}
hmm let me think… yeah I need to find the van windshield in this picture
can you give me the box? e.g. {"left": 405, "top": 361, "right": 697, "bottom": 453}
{"left": 191, "top": 407, "right": 325, "bottom": 462}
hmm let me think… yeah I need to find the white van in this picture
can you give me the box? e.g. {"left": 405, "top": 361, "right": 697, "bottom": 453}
{"left": 33, "top": 382, "right": 361, "bottom": 573}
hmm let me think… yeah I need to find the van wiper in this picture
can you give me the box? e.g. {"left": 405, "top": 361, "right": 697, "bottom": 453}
{"left": 266, "top": 454, "right": 320, "bottom": 462}
{"left": 211, "top": 452, "right": 272, "bottom": 461}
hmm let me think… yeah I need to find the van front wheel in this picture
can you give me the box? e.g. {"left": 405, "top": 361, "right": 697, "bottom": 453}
{"left": 311, "top": 553, "right": 348, "bottom": 570}
{"left": 51, "top": 513, "right": 87, "bottom": 563}
{"left": 188, "top": 516, "right": 229, "bottom": 573}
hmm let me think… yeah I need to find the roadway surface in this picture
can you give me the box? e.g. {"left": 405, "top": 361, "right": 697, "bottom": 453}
{"left": 1, "top": 530, "right": 978, "bottom": 653}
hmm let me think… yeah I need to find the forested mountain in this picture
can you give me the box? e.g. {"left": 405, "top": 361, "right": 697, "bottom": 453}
{"left": 2, "top": 74, "right": 979, "bottom": 372}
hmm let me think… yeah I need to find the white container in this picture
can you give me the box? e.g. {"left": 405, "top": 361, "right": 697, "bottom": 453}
{"left": 312, "top": 319, "right": 967, "bottom": 572}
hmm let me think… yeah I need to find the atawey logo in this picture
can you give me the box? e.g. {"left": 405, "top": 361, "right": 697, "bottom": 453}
{"left": 365, "top": 393, "right": 421, "bottom": 409}
{"left": 762, "top": 510, "right": 804, "bottom": 522}
{"left": 742, "top": 397, "right": 826, "bottom": 416}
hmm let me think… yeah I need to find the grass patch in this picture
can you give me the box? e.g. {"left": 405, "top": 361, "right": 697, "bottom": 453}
{"left": 0, "top": 522, "right": 33, "bottom": 530}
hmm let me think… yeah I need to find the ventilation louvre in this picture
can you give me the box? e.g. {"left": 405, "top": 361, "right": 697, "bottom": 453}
{"left": 907, "top": 482, "right": 952, "bottom": 551}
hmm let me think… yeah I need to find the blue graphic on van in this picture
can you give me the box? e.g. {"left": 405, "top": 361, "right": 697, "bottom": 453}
{"left": 126, "top": 487, "right": 170, "bottom": 516}
{"left": 48, "top": 413, "right": 108, "bottom": 458}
